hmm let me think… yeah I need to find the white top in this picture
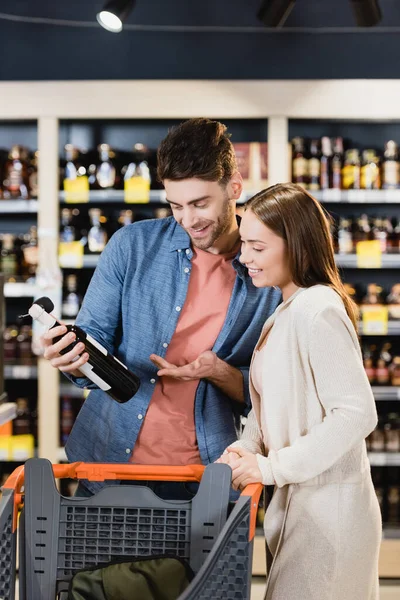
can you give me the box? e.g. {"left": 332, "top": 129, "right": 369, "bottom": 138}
{"left": 232, "top": 284, "right": 378, "bottom": 488}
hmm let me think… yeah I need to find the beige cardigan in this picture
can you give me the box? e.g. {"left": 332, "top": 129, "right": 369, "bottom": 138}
{"left": 231, "top": 285, "right": 381, "bottom": 600}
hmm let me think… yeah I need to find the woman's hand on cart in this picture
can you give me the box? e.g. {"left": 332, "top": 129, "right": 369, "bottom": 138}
{"left": 216, "top": 446, "right": 263, "bottom": 491}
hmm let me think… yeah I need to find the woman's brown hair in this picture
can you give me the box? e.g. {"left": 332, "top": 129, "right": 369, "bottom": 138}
{"left": 246, "top": 183, "right": 359, "bottom": 329}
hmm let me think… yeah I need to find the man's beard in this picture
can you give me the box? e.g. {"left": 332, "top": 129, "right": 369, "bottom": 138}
{"left": 188, "top": 195, "right": 235, "bottom": 251}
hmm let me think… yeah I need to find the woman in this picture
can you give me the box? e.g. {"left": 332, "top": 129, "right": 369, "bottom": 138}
{"left": 217, "top": 183, "right": 381, "bottom": 599}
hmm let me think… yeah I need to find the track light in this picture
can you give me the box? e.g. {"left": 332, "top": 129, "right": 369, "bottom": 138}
{"left": 257, "top": 0, "right": 296, "bottom": 28}
{"left": 96, "top": 0, "right": 136, "bottom": 33}
{"left": 350, "top": 0, "right": 382, "bottom": 27}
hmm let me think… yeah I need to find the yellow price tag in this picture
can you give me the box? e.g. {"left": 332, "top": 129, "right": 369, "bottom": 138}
{"left": 124, "top": 177, "right": 150, "bottom": 203}
{"left": 64, "top": 177, "right": 89, "bottom": 203}
{"left": 362, "top": 305, "right": 389, "bottom": 335}
{"left": 59, "top": 241, "right": 84, "bottom": 268}
{"left": 356, "top": 240, "right": 382, "bottom": 268}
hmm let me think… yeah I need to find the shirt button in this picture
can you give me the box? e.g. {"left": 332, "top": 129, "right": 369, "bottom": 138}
{"left": 184, "top": 267, "right": 190, "bottom": 273}
{"left": 162, "top": 342, "right": 168, "bottom": 348}
{"left": 177, "top": 249, "right": 182, "bottom": 252}
{"left": 125, "top": 448, "right": 131, "bottom": 454}
{"left": 185, "top": 249, "right": 190, "bottom": 254}
{"left": 176, "top": 306, "right": 181, "bottom": 312}
{"left": 137, "top": 414, "right": 143, "bottom": 420}
{"left": 150, "top": 378, "right": 156, "bottom": 384}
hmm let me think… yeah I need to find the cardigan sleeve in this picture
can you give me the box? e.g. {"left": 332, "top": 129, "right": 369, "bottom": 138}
{"left": 258, "top": 305, "right": 378, "bottom": 488}
{"left": 227, "top": 409, "right": 265, "bottom": 455}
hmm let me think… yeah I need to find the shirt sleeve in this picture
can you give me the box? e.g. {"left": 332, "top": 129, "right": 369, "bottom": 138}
{"left": 63, "top": 229, "right": 128, "bottom": 389}
{"left": 261, "top": 305, "right": 378, "bottom": 487}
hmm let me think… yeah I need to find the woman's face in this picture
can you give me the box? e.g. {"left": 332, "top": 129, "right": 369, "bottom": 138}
{"left": 239, "top": 209, "right": 293, "bottom": 291}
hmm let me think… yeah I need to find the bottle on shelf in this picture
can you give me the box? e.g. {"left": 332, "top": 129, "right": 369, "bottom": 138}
{"left": 90, "top": 144, "right": 118, "bottom": 190}
{"left": 62, "top": 274, "right": 81, "bottom": 318}
{"left": 87, "top": 208, "right": 108, "bottom": 253}
{"left": 390, "top": 356, "right": 400, "bottom": 386}
{"left": 320, "top": 136, "right": 332, "bottom": 190}
{"left": 382, "top": 140, "right": 399, "bottom": 190}
{"left": 330, "top": 137, "right": 344, "bottom": 189}
{"left": 308, "top": 139, "right": 321, "bottom": 191}
{"left": 2, "top": 145, "right": 30, "bottom": 200}
{"left": 354, "top": 213, "right": 372, "bottom": 244}
{"left": 361, "top": 283, "right": 385, "bottom": 307}
{"left": 20, "top": 225, "right": 38, "bottom": 282}
{"left": 337, "top": 217, "right": 353, "bottom": 254}
{"left": 342, "top": 149, "right": 361, "bottom": 190}
{"left": 60, "top": 208, "right": 76, "bottom": 243}
{"left": 291, "top": 137, "right": 308, "bottom": 189}
{"left": 13, "top": 397, "right": 32, "bottom": 435}
{"left": 361, "top": 150, "right": 380, "bottom": 190}
{"left": 17, "top": 325, "right": 34, "bottom": 365}
{"left": 3, "top": 325, "right": 18, "bottom": 363}
{"left": 387, "top": 284, "right": 400, "bottom": 320}
{"left": 368, "top": 415, "right": 385, "bottom": 452}
{"left": 118, "top": 209, "right": 134, "bottom": 228}
{"left": 28, "top": 150, "right": 39, "bottom": 200}
{"left": 372, "top": 217, "right": 388, "bottom": 253}
{"left": 384, "top": 413, "right": 400, "bottom": 453}
{"left": 122, "top": 143, "right": 151, "bottom": 189}
{"left": 0, "top": 234, "right": 18, "bottom": 282}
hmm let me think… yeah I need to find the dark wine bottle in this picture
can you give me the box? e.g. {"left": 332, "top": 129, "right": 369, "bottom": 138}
{"left": 27, "top": 297, "right": 140, "bottom": 403}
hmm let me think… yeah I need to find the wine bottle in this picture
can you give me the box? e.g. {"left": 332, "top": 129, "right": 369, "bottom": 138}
{"left": 26, "top": 297, "right": 140, "bottom": 403}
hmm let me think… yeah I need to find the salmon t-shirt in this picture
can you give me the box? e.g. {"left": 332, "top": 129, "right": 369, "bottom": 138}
{"left": 130, "top": 244, "right": 238, "bottom": 465}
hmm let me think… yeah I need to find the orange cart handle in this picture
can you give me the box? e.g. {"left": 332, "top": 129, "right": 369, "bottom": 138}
{"left": 2, "top": 462, "right": 206, "bottom": 493}
{"left": 57, "top": 462, "right": 206, "bottom": 483}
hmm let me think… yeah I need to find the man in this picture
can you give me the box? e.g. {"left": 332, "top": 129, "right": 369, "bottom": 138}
{"left": 42, "top": 118, "right": 280, "bottom": 495}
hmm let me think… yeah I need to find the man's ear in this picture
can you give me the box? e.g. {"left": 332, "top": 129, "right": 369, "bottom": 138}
{"left": 229, "top": 171, "right": 243, "bottom": 200}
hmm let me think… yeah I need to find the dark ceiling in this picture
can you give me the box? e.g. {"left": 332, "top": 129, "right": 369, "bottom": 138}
{"left": 0, "top": 1, "right": 400, "bottom": 80}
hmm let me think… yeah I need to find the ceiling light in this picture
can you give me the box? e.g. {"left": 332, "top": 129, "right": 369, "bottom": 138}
{"left": 96, "top": 0, "right": 136, "bottom": 33}
{"left": 257, "top": 0, "right": 296, "bottom": 28}
{"left": 350, "top": 0, "right": 382, "bottom": 27}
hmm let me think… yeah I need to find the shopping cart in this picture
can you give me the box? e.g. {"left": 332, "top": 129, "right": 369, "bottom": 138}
{"left": 0, "top": 458, "right": 263, "bottom": 600}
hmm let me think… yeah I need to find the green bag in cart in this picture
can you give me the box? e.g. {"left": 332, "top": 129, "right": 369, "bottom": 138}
{"left": 68, "top": 555, "right": 195, "bottom": 600}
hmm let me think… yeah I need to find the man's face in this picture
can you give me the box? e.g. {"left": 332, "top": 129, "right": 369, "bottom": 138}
{"left": 164, "top": 178, "right": 239, "bottom": 251}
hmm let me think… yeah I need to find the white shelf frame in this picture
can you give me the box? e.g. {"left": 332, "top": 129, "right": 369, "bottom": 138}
{"left": 2, "top": 79, "right": 400, "bottom": 464}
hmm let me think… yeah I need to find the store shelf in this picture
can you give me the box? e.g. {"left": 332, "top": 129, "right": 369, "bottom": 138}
{"left": 0, "top": 403, "right": 17, "bottom": 426}
{"left": 359, "top": 322, "right": 400, "bottom": 336}
{"left": 372, "top": 387, "right": 400, "bottom": 401}
{"left": 335, "top": 254, "right": 400, "bottom": 268}
{"left": 0, "top": 199, "right": 38, "bottom": 213}
{"left": 59, "top": 189, "right": 256, "bottom": 205}
{"left": 59, "top": 190, "right": 168, "bottom": 204}
{"left": 4, "top": 365, "right": 38, "bottom": 380}
{"left": 368, "top": 452, "right": 400, "bottom": 466}
{"left": 314, "top": 189, "right": 400, "bottom": 204}
{"left": 4, "top": 282, "right": 38, "bottom": 297}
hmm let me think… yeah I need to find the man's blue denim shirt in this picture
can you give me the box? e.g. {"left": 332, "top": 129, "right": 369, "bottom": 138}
{"left": 65, "top": 216, "right": 281, "bottom": 491}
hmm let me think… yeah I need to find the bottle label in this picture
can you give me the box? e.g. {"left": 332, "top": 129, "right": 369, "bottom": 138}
{"left": 361, "top": 164, "right": 380, "bottom": 190}
{"left": 293, "top": 157, "right": 308, "bottom": 178}
{"left": 342, "top": 165, "right": 360, "bottom": 189}
{"left": 124, "top": 177, "right": 150, "bottom": 203}
{"left": 308, "top": 158, "right": 320, "bottom": 177}
{"left": 361, "top": 304, "right": 388, "bottom": 335}
{"left": 64, "top": 177, "right": 89, "bottom": 203}
{"left": 7, "top": 165, "right": 23, "bottom": 191}
{"left": 338, "top": 231, "right": 353, "bottom": 254}
{"left": 383, "top": 161, "right": 399, "bottom": 188}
